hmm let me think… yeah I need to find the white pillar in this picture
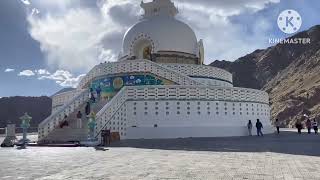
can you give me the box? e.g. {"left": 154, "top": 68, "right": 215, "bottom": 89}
{"left": 6, "top": 124, "right": 16, "bottom": 138}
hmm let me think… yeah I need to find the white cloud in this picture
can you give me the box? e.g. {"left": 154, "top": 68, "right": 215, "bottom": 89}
{"left": 175, "top": 0, "right": 278, "bottom": 62}
{"left": 15, "top": 68, "right": 83, "bottom": 87}
{"left": 35, "top": 69, "right": 50, "bottom": 75}
{"left": 20, "top": 0, "right": 31, "bottom": 5}
{"left": 4, "top": 68, "right": 15, "bottom": 72}
{"left": 31, "top": 8, "right": 40, "bottom": 15}
{"left": 38, "top": 70, "right": 85, "bottom": 88}
{"left": 27, "top": 0, "right": 280, "bottom": 70}
{"left": 27, "top": 1, "right": 136, "bottom": 72}
{"left": 18, "top": 70, "right": 35, "bottom": 76}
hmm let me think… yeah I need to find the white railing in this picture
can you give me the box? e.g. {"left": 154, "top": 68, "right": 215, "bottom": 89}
{"left": 95, "top": 87, "right": 128, "bottom": 138}
{"left": 161, "top": 63, "right": 233, "bottom": 83}
{"left": 38, "top": 89, "right": 89, "bottom": 141}
{"left": 52, "top": 89, "right": 83, "bottom": 109}
{"left": 94, "top": 85, "right": 269, "bottom": 140}
{"left": 125, "top": 85, "right": 269, "bottom": 104}
{"left": 78, "top": 59, "right": 204, "bottom": 89}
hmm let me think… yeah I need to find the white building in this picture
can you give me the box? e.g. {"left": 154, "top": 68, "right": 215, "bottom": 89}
{"left": 38, "top": 0, "right": 273, "bottom": 143}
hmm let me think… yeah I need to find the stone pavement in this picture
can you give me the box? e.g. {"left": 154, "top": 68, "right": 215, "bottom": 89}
{"left": 0, "top": 130, "right": 320, "bottom": 180}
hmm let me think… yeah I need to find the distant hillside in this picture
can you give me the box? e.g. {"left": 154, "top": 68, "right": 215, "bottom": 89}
{"left": 211, "top": 25, "right": 320, "bottom": 127}
{"left": 0, "top": 96, "right": 51, "bottom": 131}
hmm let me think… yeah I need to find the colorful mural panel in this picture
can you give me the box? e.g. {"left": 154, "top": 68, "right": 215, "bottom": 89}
{"left": 90, "top": 74, "right": 175, "bottom": 99}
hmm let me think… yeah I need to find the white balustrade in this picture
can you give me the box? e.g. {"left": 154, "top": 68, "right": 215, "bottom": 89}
{"left": 78, "top": 59, "right": 204, "bottom": 89}
{"left": 38, "top": 89, "right": 89, "bottom": 141}
{"left": 52, "top": 89, "right": 83, "bottom": 109}
{"left": 161, "top": 63, "right": 233, "bottom": 83}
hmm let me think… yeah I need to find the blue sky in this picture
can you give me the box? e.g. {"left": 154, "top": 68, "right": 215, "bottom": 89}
{"left": 0, "top": 0, "right": 319, "bottom": 97}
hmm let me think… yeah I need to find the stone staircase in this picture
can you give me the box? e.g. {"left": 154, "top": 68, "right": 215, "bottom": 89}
{"left": 42, "top": 99, "right": 109, "bottom": 143}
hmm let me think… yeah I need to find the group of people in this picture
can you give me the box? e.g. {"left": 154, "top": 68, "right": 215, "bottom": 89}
{"left": 247, "top": 118, "right": 319, "bottom": 136}
{"left": 247, "top": 119, "right": 264, "bottom": 136}
{"left": 58, "top": 86, "right": 102, "bottom": 129}
{"left": 75, "top": 101, "right": 93, "bottom": 129}
{"left": 294, "top": 119, "right": 318, "bottom": 134}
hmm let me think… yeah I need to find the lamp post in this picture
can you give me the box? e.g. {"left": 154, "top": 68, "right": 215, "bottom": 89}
{"left": 20, "top": 113, "right": 32, "bottom": 145}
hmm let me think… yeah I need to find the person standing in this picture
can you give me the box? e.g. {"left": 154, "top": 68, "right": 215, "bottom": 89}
{"left": 96, "top": 86, "right": 102, "bottom": 101}
{"left": 256, "top": 119, "right": 263, "bottom": 136}
{"left": 306, "top": 119, "right": 312, "bottom": 134}
{"left": 275, "top": 119, "right": 280, "bottom": 134}
{"left": 313, "top": 119, "right": 318, "bottom": 134}
{"left": 60, "top": 114, "right": 68, "bottom": 128}
{"left": 76, "top": 111, "right": 83, "bottom": 129}
{"left": 295, "top": 121, "right": 303, "bottom": 134}
{"left": 85, "top": 102, "right": 91, "bottom": 117}
{"left": 247, "top": 120, "right": 253, "bottom": 136}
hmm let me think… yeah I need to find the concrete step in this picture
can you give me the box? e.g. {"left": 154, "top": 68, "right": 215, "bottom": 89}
{"left": 44, "top": 98, "right": 110, "bottom": 143}
{"left": 45, "top": 128, "right": 89, "bottom": 142}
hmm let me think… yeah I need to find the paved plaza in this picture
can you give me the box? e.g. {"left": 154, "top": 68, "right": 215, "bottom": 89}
{"left": 1, "top": 130, "right": 320, "bottom": 180}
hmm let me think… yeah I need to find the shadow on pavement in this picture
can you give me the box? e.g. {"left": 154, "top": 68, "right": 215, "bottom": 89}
{"left": 110, "top": 131, "right": 320, "bottom": 157}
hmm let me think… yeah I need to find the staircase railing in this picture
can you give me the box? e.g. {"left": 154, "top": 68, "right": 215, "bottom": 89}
{"left": 94, "top": 87, "right": 128, "bottom": 139}
{"left": 38, "top": 89, "right": 89, "bottom": 141}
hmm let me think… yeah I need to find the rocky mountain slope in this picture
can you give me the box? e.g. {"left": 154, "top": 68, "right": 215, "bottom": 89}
{"left": 0, "top": 96, "right": 51, "bottom": 132}
{"left": 211, "top": 25, "right": 320, "bottom": 127}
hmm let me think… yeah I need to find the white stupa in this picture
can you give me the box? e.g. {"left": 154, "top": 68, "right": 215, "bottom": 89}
{"left": 38, "top": 0, "right": 273, "bottom": 143}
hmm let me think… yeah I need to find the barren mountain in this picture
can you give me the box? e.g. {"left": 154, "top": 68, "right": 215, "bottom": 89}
{"left": 0, "top": 96, "right": 51, "bottom": 132}
{"left": 211, "top": 25, "right": 320, "bottom": 127}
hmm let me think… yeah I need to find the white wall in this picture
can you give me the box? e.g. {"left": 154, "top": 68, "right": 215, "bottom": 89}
{"left": 100, "top": 100, "right": 272, "bottom": 140}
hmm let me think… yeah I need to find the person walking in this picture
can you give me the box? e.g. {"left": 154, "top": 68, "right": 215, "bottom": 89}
{"left": 275, "top": 119, "right": 280, "bottom": 134}
{"left": 89, "top": 88, "right": 96, "bottom": 103}
{"left": 76, "top": 111, "right": 83, "bottom": 129}
{"left": 96, "top": 86, "right": 102, "bottom": 101}
{"left": 295, "top": 121, "right": 303, "bottom": 134}
{"left": 306, "top": 119, "right": 312, "bottom": 134}
{"left": 247, "top": 120, "right": 253, "bottom": 136}
{"left": 85, "top": 102, "right": 91, "bottom": 117}
{"left": 256, "top": 119, "right": 263, "bottom": 136}
{"left": 313, "top": 119, "right": 318, "bottom": 134}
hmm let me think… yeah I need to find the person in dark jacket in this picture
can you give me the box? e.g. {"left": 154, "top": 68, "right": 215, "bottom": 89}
{"left": 275, "top": 119, "right": 280, "bottom": 134}
{"left": 256, "top": 119, "right": 263, "bottom": 136}
{"left": 312, "top": 119, "right": 318, "bottom": 134}
{"left": 295, "top": 121, "right": 303, "bottom": 134}
{"left": 96, "top": 86, "right": 102, "bottom": 100}
{"left": 60, "top": 114, "right": 69, "bottom": 128}
{"left": 85, "top": 102, "right": 91, "bottom": 117}
{"left": 247, "top": 120, "right": 253, "bottom": 136}
{"left": 76, "top": 111, "right": 83, "bottom": 128}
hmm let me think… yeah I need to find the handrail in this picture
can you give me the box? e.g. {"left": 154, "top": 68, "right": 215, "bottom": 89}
{"left": 38, "top": 89, "right": 89, "bottom": 141}
{"left": 39, "top": 89, "right": 88, "bottom": 127}
{"left": 95, "top": 87, "right": 128, "bottom": 138}
{"left": 160, "top": 63, "right": 233, "bottom": 83}
{"left": 143, "top": 59, "right": 203, "bottom": 85}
